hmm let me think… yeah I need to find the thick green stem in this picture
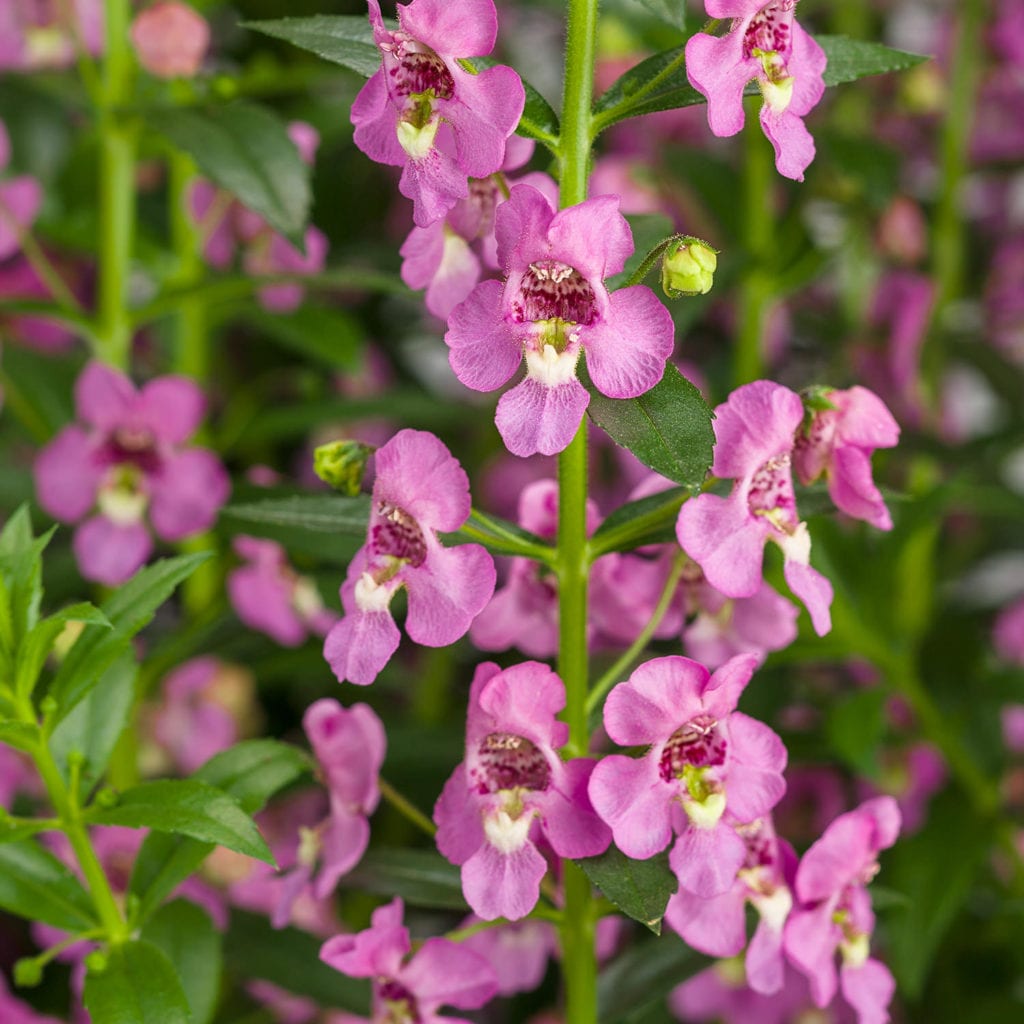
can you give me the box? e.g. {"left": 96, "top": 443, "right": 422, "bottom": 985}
{"left": 557, "top": 0, "right": 599, "bottom": 1016}
{"left": 95, "top": 0, "right": 136, "bottom": 370}
{"left": 169, "top": 151, "right": 208, "bottom": 381}
{"left": 734, "top": 108, "right": 773, "bottom": 388}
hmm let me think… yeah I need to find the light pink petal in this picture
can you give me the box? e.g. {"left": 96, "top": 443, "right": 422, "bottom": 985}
{"left": 784, "top": 902, "right": 840, "bottom": 1006}
{"left": 461, "top": 840, "right": 547, "bottom": 921}
{"left": 478, "top": 661, "right": 565, "bottom": 740}
{"left": 603, "top": 656, "right": 711, "bottom": 746}
{"left": 149, "top": 448, "right": 230, "bottom": 540}
{"left": 446, "top": 279, "right": 522, "bottom": 391}
{"left": 401, "top": 938, "right": 498, "bottom": 1010}
{"left": 540, "top": 759, "right": 611, "bottom": 858}
{"left": 835, "top": 386, "right": 900, "bottom": 449}
{"left": 547, "top": 194, "right": 634, "bottom": 281}
{"left": 495, "top": 376, "right": 590, "bottom": 457}
{"left": 400, "top": 143, "right": 469, "bottom": 228}
{"left": 314, "top": 810, "right": 370, "bottom": 897}
{"left": 73, "top": 516, "right": 152, "bottom": 585}
{"left": 745, "top": 915, "right": 786, "bottom": 995}
{"left": 305, "top": 699, "right": 386, "bottom": 809}
{"left": 724, "top": 712, "right": 788, "bottom": 821}
{"left": 588, "top": 753, "right": 673, "bottom": 860}
{"left": 320, "top": 909, "right": 408, "bottom": 979}
{"left": 664, "top": 886, "right": 746, "bottom": 957}
{"left": 399, "top": 0, "right": 497, "bottom": 56}
{"left": 685, "top": 31, "right": 753, "bottom": 138}
{"left": 445, "top": 66, "right": 525, "bottom": 178}
{"left": 840, "top": 958, "right": 895, "bottom": 1024}
{"left": 669, "top": 819, "right": 747, "bottom": 898}
{"left": 677, "top": 492, "right": 767, "bottom": 598}
{"left": 34, "top": 426, "right": 101, "bottom": 522}
{"left": 829, "top": 446, "right": 892, "bottom": 530}
{"left": 323, "top": 609, "right": 400, "bottom": 686}
{"left": 138, "top": 375, "right": 205, "bottom": 444}
{"left": 782, "top": 559, "right": 833, "bottom": 637}
{"left": 351, "top": 70, "right": 405, "bottom": 167}
{"left": 710, "top": 381, "right": 804, "bottom": 480}
{"left": 495, "top": 184, "right": 555, "bottom": 271}
{"left": 759, "top": 105, "right": 816, "bottom": 183}
{"left": 701, "top": 652, "right": 760, "bottom": 719}
{"left": 584, "top": 287, "right": 674, "bottom": 399}
{"left": 0, "top": 177, "right": 42, "bottom": 259}
{"left": 787, "top": 23, "right": 828, "bottom": 118}
{"left": 228, "top": 565, "right": 306, "bottom": 646}
{"left": 75, "top": 361, "right": 135, "bottom": 430}
{"left": 405, "top": 542, "right": 496, "bottom": 646}
{"left": 434, "top": 767, "right": 485, "bottom": 865}
{"left": 374, "top": 428, "right": 472, "bottom": 531}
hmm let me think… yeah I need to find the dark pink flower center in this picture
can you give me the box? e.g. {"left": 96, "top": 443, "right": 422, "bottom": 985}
{"left": 390, "top": 48, "right": 455, "bottom": 101}
{"left": 99, "top": 424, "right": 161, "bottom": 473}
{"left": 747, "top": 453, "right": 799, "bottom": 532}
{"left": 743, "top": 1, "right": 796, "bottom": 63}
{"left": 474, "top": 732, "right": 551, "bottom": 794}
{"left": 513, "top": 260, "right": 598, "bottom": 326}
{"left": 659, "top": 714, "right": 727, "bottom": 780}
{"left": 370, "top": 502, "right": 427, "bottom": 567}
{"left": 736, "top": 819, "right": 775, "bottom": 870}
{"left": 792, "top": 409, "right": 838, "bottom": 484}
{"left": 16, "top": 0, "right": 59, "bottom": 29}
{"left": 376, "top": 979, "right": 421, "bottom": 1023}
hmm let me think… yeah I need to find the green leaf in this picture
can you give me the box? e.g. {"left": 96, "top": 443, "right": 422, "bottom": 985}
{"left": 152, "top": 103, "right": 310, "bottom": 246}
{"left": 130, "top": 741, "right": 309, "bottom": 921}
{"left": 598, "top": 933, "right": 708, "bottom": 1023}
{"left": 0, "top": 506, "right": 56, "bottom": 646}
{"left": 444, "top": 509, "right": 553, "bottom": 561}
{"left": 344, "top": 847, "right": 468, "bottom": 910}
{"left": 225, "top": 910, "right": 370, "bottom": 1013}
{"left": 223, "top": 494, "right": 371, "bottom": 535}
{"left": 49, "top": 552, "right": 210, "bottom": 724}
{"left": 586, "top": 363, "right": 715, "bottom": 489}
{"left": 0, "top": 840, "right": 98, "bottom": 932}
{"left": 88, "top": 779, "right": 273, "bottom": 864}
{"left": 242, "top": 15, "right": 383, "bottom": 78}
{"left": 49, "top": 652, "right": 137, "bottom": 796}
{"left": 143, "top": 901, "right": 222, "bottom": 1024}
{"left": 817, "top": 35, "right": 930, "bottom": 88}
{"left": 0, "top": 720, "right": 39, "bottom": 754}
{"left": 83, "top": 939, "right": 191, "bottom": 1024}
{"left": 244, "top": 305, "right": 364, "bottom": 371}
{"left": 590, "top": 487, "right": 687, "bottom": 556}
{"left": 606, "top": 214, "right": 676, "bottom": 292}
{"left": 577, "top": 846, "right": 676, "bottom": 934}
{"left": 518, "top": 80, "right": 560, "bottom": 147}
{"left": 637, "top": 0, "right": 686, "bottom": 31}
{"left": 15, "top": 602, "right": 110, "bottom": 701}
{"left": 825, "top": 686, "right": 888, "bottom": 778}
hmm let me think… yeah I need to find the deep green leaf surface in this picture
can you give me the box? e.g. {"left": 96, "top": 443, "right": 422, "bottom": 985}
{"left": 153, "top": 103, "right": 311, "bottom": 245}
{"left": 577, "top": 846, "right": 677, "bottom": 934}
{"left": 83, "top": 940, "right": 191, "bottom": 1024}
{"left": 245, "top": 306, "right": 364, "bottom": 370}
{"left": 89, "top": 779, "right": 273, "bottom": 864}
{"left": 343, "top": 847, "right": 468, "bottom": 910}
{"left": 817, "top": 34, "right": 930, "bottom": 87}
{"left": 586, "top": 364, "right": 715, "bottom": 489}
{"left": 591, "top": 486, "right": 687, "bottom": 555}
{"left": 223, "top": 494, "right": 371, "bottom": 535}
{"left": 0, "top": 840, "right": 98, "bottom": 932}
{"left": 243, "top": 15, "right": 383, "bottom": 78}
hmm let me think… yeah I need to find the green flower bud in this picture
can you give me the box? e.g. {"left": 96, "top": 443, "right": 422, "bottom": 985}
{"left": 662, "top": 237, "right": 718, "bottom": 297}
{"left": 84, "top": 950, "right": 108, "bottom": 975}
{"left": 313, "top": 440, "right": 375, "bottom": 497}
{"left": 14, "top": 957, "right": 43, "bottom": 988}
{"left": 94, "top": 787, "right": 120, "bottom": 809}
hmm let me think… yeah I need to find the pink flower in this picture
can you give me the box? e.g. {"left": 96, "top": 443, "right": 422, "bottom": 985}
{"left": 0, "top": 971, "right": 63, "bottom": 1024}
{"left": 0, "top": 0, "right": 104, "bottom": 71}
{"left": 589, "top": 654, "right": 787, "bottom": 898}
{"left": 685, "top": 0, "right": 827, "bottom": 181}
{"left": 676, "top": 380, "right": 834, "bottom": 637}
{"left": 793, "top": 387, "right": 900, "bottom": 531}
{"left": 784, "top": 797, "right": 901, "bottom": 1024}
{"left": 130, "top": 1, "right": 210, "bottom": 79}
{"left": 323, "top": 429, "right": 495, "bottom": 685}
{"left": 994, "top": 598, "right": 1024, "bottom": 666}
{"left": 0, "top": 119, "right": 42, "bottom": 260}
{"left": 34, "top": 362, "right": 230, "bottom": 585}
{"left": 352, "top": 0, "right": 525, "bottom": 227}
{"left": 665, "top": 815, "right": 796, "bottom": 995}
{"left": 229, "top": 537, "right": 338, "bottom": 646}
{"left": 445, "top": 184, "right": 675, "bottom": 456}
{"left": 434, "top": 661, "right": 611, "bottom": 920}
{"left": 320, "top": 898, "right": 498, "bottom": 1022}
{"left": 0, "top": 256, "right": 79, "bottom": 352}
{"left": 460, "top": 916, "right": 555, "bottom": 996}
{"left": 1003, "top": 703, "right": 1024, "bottom": 752}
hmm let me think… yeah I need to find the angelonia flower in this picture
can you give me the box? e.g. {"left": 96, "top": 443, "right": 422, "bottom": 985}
{"left": 445, "top": 184, "right": 675, "bottom": 456}
{"left": 793, "top": 386, "right": 901, "bottom": 531}
{"left": 34, "top": 361, "right": 230, "bottom": 585}
{"left": 270, "top": 701, "right": 386, "bottom": 928}
{"left": 189, "top": 122, "right": 327, "bottom": 313}
{"left": 0, "top": 0, "right": 104, "bottom": 72}
{"left": 0, "top": 971, "right": 62, "bottom": 1024}
{"left": 320, "top": 898, "right": 499, "bottom": 1022}
{"left": 665, "top": 814, "right": 796, "bottom": 995}
{"left": 857, "top": 743, "right": 945, "bottom": 836}
{"left": 460, "top": 916, "right": 555, "bottom": 996}
{"left": 685, "top": 0, "right": 827, "bottom": 181}
{"left": 589, "top": 654, "right": 787, "bottom": 898}
{"left": 994, "top": 597, "right": 1024, "bottom": 666}
{"left": 434, "top": 661, "right": 611, "bottom": 920}
{"left": 0, "top": 119, "right": 43, "bottom": 261}
{"left": 323, "top": 429, "right": 496, "bottom": 686}
{"left": 784, "top": 796, "right": 901, "bottom": 1024}
{"left": 352, "top": 0, "right": 525, "bottom": 227}
{"left": 676, "top": 380, "right": 835, "bottom": 636}
{"left": 228, "top": 536, "right": 338, "bottom": 646}
{"left": 0, "top": 257, "right": 78, "bottom": 352}
{"left": 130, "top": 1, "right": 210, "bottom": 79}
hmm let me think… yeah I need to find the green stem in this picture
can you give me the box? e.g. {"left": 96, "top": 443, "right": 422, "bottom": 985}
{"left": 557, "top": 0, "right": 599, "bottom": 1015}
{"left": 734, "top": 107, "right": 773, "bottom": 388}
{"left": 95, "top": 0, "right": 136, "bottom": 370}
{"left": 378, "top": 778, "right": 437, "bottom": 837}
{"left": 590, "top": 49, "right": 688, "bottom": 139}
{"left": 169, "top": 150, "right": 208, "bottom": 381}
{"left": 586, "top": 550, "right": 686, "bottom": 718}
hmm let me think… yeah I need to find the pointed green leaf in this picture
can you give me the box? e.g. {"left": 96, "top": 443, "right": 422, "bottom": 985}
{"left": 83, "top": 940, "right": 191, "bottom": 1024}
{"left": 15, "top": 602, "right": 109, "bottom": 701}
{"left": 223, "top": 494, "right": 371, "bottom": 535}
{"left": 586, "top": 363, "right": 715, "bottom": 489}
{"left": 49, "top": 552, "right": 210, "bottom": 724}
{"left": 242, "top": 15, "right": 384, "bottom": 78}
{"left": 0, "top": 720, "right": 39, "bottom": 754}
{"left": 0, "top": 840, "right": 98, "bottom": 932}
{"left": 0, "top": 506, "right": 56, "bottom": 645}
{"left": 577, "top": 846, "right": 677, "bottom": 934}
{"left": 88, "top": 779, "right": 273, "bottom": 864}
{"left": 818, "top": 35, "right": 930, "bottom": 87}
{"left": 590, "top": 486, "right": 687, "bottom": 556}
{"left": 152, "top": 103, "right": 310, "bottom": 246}
{"left": 343, "top": 847, "right": 468, "bottom": 910}
{"left": 244, "top": 305, "right": 363, "bottom": 371}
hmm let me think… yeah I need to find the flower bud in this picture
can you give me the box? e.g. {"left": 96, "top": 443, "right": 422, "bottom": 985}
{"left": 130, "top": 2, "right": 210, "bottom": 79}
{"left": 14, "top": 957, "right": 43, "bottom": 988}
{"left": 313, "top": 440, "right": 374, "bottom": 496}
{"left": 662, "top": 237, "right": 717, "bottom": 297}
